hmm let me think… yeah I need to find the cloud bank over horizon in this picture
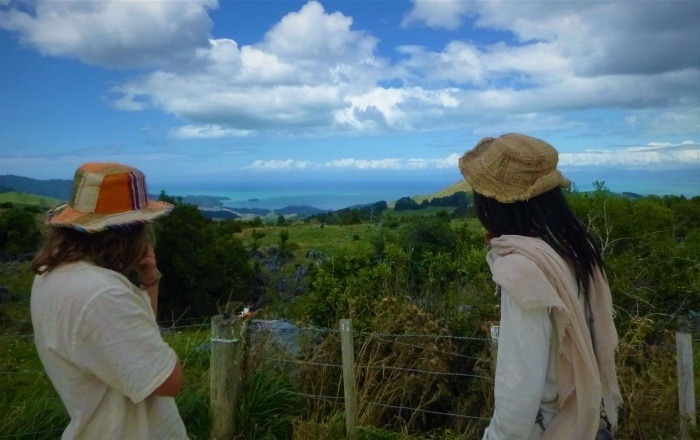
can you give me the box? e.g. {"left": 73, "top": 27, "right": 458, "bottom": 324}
{"left": 246, "top": 141, "right": 699, "bottom": 172}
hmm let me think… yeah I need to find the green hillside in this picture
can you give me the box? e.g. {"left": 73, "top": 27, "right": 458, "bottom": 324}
{"left": 0, "top": 191, "right": 62, "bottom": 209}
{"left": 409, "top": 179, "right": 472, "bottom": 204}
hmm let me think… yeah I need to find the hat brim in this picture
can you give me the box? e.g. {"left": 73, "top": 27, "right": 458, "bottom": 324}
{"left": 47, "top": 200, "right": 173, "bottom": 233}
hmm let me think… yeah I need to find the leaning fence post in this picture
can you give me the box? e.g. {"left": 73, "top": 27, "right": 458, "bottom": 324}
{"left": 211, "top": 314, "right": 247, "bottom": 440}
{"left": 340, "top": 319, "right": 357, "bottom": 438}
{"left": 676, "top": 332, "right": 696, "bottom": 440}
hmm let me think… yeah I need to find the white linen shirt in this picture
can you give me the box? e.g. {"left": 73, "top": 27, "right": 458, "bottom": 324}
{"left": 482, "top": 288, "right": 559, "bottom": 440}
{"left": 31, "top": 261, "right": 187, "bottom": 440}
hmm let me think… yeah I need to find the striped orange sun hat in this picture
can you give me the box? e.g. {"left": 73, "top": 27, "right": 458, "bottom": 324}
{"left": 47, "top": 163, "right": 173, "bottom": 233}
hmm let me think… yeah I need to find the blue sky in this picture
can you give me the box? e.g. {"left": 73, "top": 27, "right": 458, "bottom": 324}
{"left": 1, "top": 0, "right": 698, "bottom": 194}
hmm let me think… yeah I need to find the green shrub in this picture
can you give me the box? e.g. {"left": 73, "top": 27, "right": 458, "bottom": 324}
{"left": 239, "top": 369, "right": 301, "bottom": 440}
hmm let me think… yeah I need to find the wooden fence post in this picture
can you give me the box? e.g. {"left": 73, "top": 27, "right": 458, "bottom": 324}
{"left": 211, "top": 314, "right": 247, "bottom": 440}
{"left": 676, "top": 332, "right": 696, "bottom": 440}
{"left": 340, "top": 319, "right": 357, "bottom": 438}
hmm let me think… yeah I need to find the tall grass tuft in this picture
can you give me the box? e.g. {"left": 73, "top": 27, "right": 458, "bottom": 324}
{"left": 238, "top": 369, "right": 301, "bottom": 440}
{"left": 614, "top": 316, "right": 685, "bottom": 438}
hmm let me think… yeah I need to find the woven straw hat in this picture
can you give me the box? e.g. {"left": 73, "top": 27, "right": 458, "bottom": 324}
{"left": 459, "top": 133, "right": 570, "bottom": 203}
{"left": 47, "top": 163, "right": 173, "bottom": 233}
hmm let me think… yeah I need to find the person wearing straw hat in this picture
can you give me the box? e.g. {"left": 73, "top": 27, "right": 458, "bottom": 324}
{"left": 30, "top": 163, "right": 187, "bottom": 439}
{"left": 459, "top": 134, "right": 622, "bottom": 440}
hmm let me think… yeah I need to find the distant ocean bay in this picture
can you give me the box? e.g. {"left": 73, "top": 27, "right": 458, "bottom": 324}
{"left": 162, "top": 179, "right": 453, "bottom": 211}
{"left": 160, "top": 168, "right": 699, "bottom": 212}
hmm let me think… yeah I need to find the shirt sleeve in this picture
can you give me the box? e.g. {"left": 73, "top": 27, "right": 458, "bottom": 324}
{"left": 70, "top": 285, "right": 177, "bottom": 404}
{"left": 483, "top": 289, "right": 553, "bottom": 440}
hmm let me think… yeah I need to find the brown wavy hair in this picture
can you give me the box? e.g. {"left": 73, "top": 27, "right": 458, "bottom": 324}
{"left": 32, "top": 224, "right": 152, "bottom": 275}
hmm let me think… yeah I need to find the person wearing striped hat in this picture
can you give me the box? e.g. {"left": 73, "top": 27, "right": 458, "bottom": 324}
{"left": 30, "top": 163, "right": 187, "bottom": 439}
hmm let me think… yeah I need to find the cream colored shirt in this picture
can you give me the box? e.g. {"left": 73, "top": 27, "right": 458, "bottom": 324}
{"left": 483, "top": 237, "right": 596, "bottom": 440}
{"left": 31, "top": 261, "right": 187, "bottom": 440}
{"left": 483, "top": 289, "right": 559, "bottom": 440}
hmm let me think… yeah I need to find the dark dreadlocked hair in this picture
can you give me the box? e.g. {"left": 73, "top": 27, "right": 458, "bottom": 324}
{"left": 474, "top": 188, "right": 604, "bottom": 299}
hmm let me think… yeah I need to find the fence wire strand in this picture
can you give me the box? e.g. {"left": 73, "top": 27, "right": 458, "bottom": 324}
{"left": 362, "top": 400, "right": 490, "bottom": 422}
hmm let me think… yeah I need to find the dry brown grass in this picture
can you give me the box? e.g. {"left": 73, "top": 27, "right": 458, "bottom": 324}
{"left": 246, "top": 306, "right": 696, "bottom": 439}
{"left": 614, "top": 317, "right": 690, "bottom": 439}
{"left": 294, "top": 296, "right": 489, "bottom": 437}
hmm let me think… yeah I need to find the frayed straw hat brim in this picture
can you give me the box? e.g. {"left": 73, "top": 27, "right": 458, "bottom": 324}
{"left": 459, "top": 134, "right": 570, "bottom": 203}
{"left": 47, "top": 200, "right": 173, "bottom": 233}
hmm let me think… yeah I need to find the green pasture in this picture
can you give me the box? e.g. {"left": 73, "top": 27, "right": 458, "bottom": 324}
{"left": 0, "top": 192, "right": 62, "bottom": 209}
{"left": 238, "top": 222, "right": 380, "bottom": 257}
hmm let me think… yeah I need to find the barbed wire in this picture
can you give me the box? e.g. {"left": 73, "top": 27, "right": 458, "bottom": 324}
{"left": 362, "top": 400, "right": 490, "bottom": 422}
{"left": 256, "top": 355, "right": 342, "bottom": 369}
{"left": 357, "top": 364, "right": 493, "bottom": 381}
{"left": 363, "top": 333, "right": 492, "bottom": 363}
{"left": 0, "top": 370, "right": 46, "bottom": 375}
{"left": 355, "top": 330, "right": 491, "bottom": 343}
{"left": 293, "top": 391, "right": 344, "bottom": 401}
{"left": 0, "top": 428, "right": 65, "bottom": 439}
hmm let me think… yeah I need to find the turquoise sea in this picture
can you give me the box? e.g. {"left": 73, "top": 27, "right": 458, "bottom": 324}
{"left": 162, "top": 179, "right": 452, "bottom": 211}
{"left": 160, "top": 168, "right": 699, "bottom": 211}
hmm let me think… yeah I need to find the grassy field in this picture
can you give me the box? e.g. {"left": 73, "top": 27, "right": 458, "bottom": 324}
{"left": 238, "top": 222, "right": 379, "bottom": 257}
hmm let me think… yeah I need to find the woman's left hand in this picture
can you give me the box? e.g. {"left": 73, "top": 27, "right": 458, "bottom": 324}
{"left": 135, "top": 247, "right": 159, "bottom": 286}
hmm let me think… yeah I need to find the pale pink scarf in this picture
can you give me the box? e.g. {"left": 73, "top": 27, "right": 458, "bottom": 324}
{"left": 488, "top": 235, "right": 622, "bottom": 440}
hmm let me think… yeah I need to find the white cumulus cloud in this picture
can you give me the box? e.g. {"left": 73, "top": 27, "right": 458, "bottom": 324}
{"left": 401, "top": 0, "right": 471, "bottom": 30}
{"left": 2, "top": 0, "right": 698, "bottom": 155}
{"left": 247, "top": 153, "right": 460, "bottom": 171}
{"left": 0, "top": 0, "right": 217, "bottom": 69}
{"left": 170, "top": 124, "right": 254, "bottom": 139}
{"left": 560, "top": 141, "right": 699, "bottom": 169}
{"left": 250, "top": 159, "right": 313, "bottom": 170}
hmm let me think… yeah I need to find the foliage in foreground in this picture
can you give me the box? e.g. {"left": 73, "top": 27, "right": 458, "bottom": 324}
{"left": 0, "top": 190, "right": 698, "bottom": 439}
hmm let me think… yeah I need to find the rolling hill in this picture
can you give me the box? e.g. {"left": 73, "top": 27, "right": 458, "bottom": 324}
{"left": 0, "top": 175, "right": 72, "bottom": 200}
{"left": 411, "top": 179, "right": 472, "bottom": 204}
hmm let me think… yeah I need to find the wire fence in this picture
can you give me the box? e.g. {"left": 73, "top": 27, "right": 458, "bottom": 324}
{"left": 0, "top": 318, "right": 697, "bottom": 439}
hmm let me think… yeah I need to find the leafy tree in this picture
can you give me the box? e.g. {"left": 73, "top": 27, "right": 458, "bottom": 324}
{"left": 154, "top": 204, "right": 255, "bottom": 322}
{"left": 250, "top": 229, "right": 266, "bottom": 252}
{"left": 0, "top": 208, "right": 41, "bottom": 260}
{"left": 310, "top": 201, "right": 387, "bottom": 225}
{"left": 565, "top": 190, "right": 699, "bottom": 340}
{"left": 394, "top": 197, "right": 419, "bottom": 211}
{"left": 214, "top": 219, "right": 245, "bottom": 236}
{"left": 592, "top": 180, "right": 609, "bottom": 192}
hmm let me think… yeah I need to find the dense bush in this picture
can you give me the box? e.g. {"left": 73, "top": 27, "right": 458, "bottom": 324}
{"left": 155, "top": 197, "right": 256, "bottom": 322}
{"left": 0, "top": 208, "right": 41, "bottom": 260}
{"left": 293, "top": 215, "right": 494, "bottom": 334}
{"left": 394, "top": 192, "right": 470, "bottom": 214}
{"left": 311, "top": 201, "right": 388, "bottom": 225}
{"left": 567, "top": 192, "right": 700, "bottom": 340}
